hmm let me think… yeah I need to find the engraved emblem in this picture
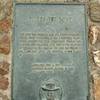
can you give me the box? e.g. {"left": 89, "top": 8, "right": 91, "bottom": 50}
{"left": 39, "top": 79, "right": 62, "bottom": 100}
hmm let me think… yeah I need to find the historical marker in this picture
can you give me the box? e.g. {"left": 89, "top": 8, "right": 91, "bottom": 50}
{"left": 13, "top": 3, "right": 88, "bottom": 100}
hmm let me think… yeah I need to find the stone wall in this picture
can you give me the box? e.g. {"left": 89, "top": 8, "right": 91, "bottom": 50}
{"left": 0, "top": 0, "right": 100, "bottom": 100}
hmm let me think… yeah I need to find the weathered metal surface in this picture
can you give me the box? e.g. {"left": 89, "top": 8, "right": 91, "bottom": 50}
{"left": 13, "top": 4, "right": 88, "bottom": 100}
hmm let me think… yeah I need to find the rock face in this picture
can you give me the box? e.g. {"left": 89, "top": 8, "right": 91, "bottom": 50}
{"left": 0, "top": 19, "right": 11, "bottom": 33}
{"left": 0, "top": 0, "right": 11, "bottom": 99}
{"left": 0, "top": 77, "right": 9, "bottom": 90}
{"left": 0, "top": 92, "right": 9, "bottom": 100}
{"left": 0, "top": 0, "right": 12, "bottom": 21}
{"left": 89, "top": 24, "right": 100, "bottom": 100}
{"left": 94, "top": 78, "right": 100, "bottom": 100}
{"left": 90, "top": 1, "right": 100, "bottom": 22}
{"left": 89, "top": 25, "right": 100, "bottom": 67}
{"left": 0, "top": 34, "right": 10, "bottom": 55}
{"left": 0, "top": 1, "right": 6, "bottom": 21}
{"left": 0, "top": 61, "right": 9, "bottom": 76}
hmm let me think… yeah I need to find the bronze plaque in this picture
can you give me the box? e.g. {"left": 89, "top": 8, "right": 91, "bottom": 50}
{"left": 13, "top": 3, "right": 89, "bottom": 100}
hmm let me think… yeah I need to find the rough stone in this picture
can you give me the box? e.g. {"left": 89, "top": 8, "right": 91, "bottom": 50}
{"left": 0, "top": 18, "right": 11, "bottom": 33}
{"left": 90, "top": 1, "right": 100, "bottom": 22}
{"left": 0, "top": 61, "right": 9, "bottom": 76}
{"left": 94, "top": 77, "right": 100, "bottom": 100}
{"left": 0, "top": 34, "right": 10, "bottom": 55}
{"left": 0, "top": 92, "right": 9, "bottom": 100}
{"left": 5, "top": 0, "right": 12, "bottom": 17}
{"left": 93, "top": 50, "right": 100, "bottom": 67}
{"left": 0, "top": 0, "right": 12, "bottom": 21}
{"left": 0, "top": 1, "right": 6, "bottom": 21}
{"left": 89, "top": 25, "right": 100, "bottom": 68}
{"left": 89, "top": 25, "right": 100, "bottom": 48}
{"left": 0, "top": 76, "right": 9, "bottom": 90}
